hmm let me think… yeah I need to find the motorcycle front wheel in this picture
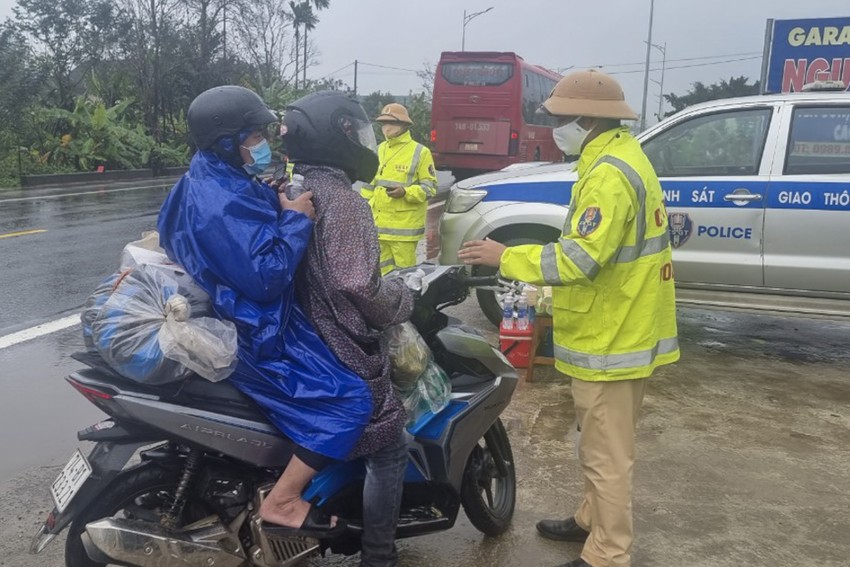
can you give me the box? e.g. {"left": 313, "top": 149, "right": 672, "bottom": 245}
{"left": 460, "top": 418, "right": 516, "bottom": 536}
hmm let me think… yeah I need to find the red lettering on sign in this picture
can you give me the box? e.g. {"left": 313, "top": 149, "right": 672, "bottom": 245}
{"left": 783, "top": 59, "right": 807, "bottom": 92}
{"left": 844, "top": 58, "right": 850, "bottom": 88}
{"left": 806, "top": 58, "right": 831, "bottom": 83}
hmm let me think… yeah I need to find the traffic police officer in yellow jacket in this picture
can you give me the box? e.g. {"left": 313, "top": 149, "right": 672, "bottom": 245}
{"left": 459, "top": 69, "right": 679, "bottom": 567}
{"left": 360, "top": 103, "right": 438, "bottom": 275}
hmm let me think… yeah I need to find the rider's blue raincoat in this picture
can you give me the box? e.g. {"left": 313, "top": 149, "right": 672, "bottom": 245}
{"left": 157, "top": 151, "right": 373, "bottom": 460}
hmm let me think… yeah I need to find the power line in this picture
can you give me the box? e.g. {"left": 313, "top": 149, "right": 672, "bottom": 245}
{"left": 606, "top": 55, "right": 761, "bottom": 75}
{"left": 567, "top": 51, "right": 763, "bottom": 71}
{"left": 359, "top": 61, "right": 420, "bottom": 74}
{"left": 317, "top": 62, "right": 354, "bottom": 82}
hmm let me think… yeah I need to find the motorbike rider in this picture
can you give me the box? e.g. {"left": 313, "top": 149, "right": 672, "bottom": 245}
{"left": 280, "top": 90, "right": 413, "bottom": 567}
{"left": 157, "top": 85, "right": 373, "bottom": 537}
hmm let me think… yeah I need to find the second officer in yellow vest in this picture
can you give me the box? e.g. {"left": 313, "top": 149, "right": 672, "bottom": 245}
{"left": 360, "top": 103, "right": 438, "bottom": 275}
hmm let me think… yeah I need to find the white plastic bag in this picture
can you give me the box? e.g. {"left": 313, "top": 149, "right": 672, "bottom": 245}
{"left": 385, "top": 322, "right": 430, "bottom": 392}
{"left": 90, "top": 263, "right": 238, "bottom": 384}
{"left": 158, "top": 295, "right": 239, "bottom": 383}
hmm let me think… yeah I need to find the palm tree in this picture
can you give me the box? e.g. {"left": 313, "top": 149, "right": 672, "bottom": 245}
{"left": 290, "top": 0, "right": 329, "bottom": 89}
{"left": 300, "top": 3, "right": 317, "bottom": 87}
{"left": 289, "top": 0, "right": 305, "bottom": 88}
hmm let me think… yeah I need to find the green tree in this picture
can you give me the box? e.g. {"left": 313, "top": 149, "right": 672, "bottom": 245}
{"left": 13, "top": 0, "right": 120, "bottom": 109}
{"left": 405, "top": 92, "right": 432, "bottom": 146}
{"left": 664, "top": 76, "right": 760, "bottom": 117}
{"left": 235, "top": 0, "right": 294, "bottom": 87}
{"left": 37, "top": 96, "right": 186, "bottom": 170}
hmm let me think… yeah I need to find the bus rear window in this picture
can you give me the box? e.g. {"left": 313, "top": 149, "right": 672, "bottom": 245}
{"left": 440, "top": 62, "right": 514, "bottom": 86}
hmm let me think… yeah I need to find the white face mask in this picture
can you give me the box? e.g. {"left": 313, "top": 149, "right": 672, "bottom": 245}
{"left": 553, "top": 119, "right": 591, "bottom": 156}
{"left": 381, "top": 124, "right": 406, "bottom": 140}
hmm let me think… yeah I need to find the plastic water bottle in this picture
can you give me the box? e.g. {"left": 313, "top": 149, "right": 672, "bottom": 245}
{"left": 285, "top": 173, "right": 306, "bottom": 199}
{"left": 516, "top": 293, "right": 529, "bottom": 331}
{"left": 501, "top": 295, "right": 515, "bottom": 330}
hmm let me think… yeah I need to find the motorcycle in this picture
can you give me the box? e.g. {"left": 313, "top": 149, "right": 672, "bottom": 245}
{"left": 30, "top": 265, "right": 519, "bottom": 567}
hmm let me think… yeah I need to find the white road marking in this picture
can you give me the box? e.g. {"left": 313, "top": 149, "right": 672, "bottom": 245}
{"left": 0, "top": 184, "right": 172, "bottom": 204}
{"left": 0, "top": 314, "right": 81, "bottom": 351}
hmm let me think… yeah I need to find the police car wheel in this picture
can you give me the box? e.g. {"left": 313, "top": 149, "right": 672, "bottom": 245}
{"left": 474, "top": 236, "right": 550, "bottom": 326}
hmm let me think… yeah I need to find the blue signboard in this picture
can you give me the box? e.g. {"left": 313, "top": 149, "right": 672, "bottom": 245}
{"left": 762, "top": 17, "right": 850, "bottom": 93}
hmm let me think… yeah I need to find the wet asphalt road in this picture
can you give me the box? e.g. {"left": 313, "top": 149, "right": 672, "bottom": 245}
{"left": 1, "top": 177, "right": 849, "bottom": 566}
{"left": 0, "top": 180, "right": 174, "bottom": 334}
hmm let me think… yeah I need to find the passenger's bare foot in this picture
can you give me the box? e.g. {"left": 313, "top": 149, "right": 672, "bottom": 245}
{"left": 259, "top": 495, "right": 337, "bottom": 529}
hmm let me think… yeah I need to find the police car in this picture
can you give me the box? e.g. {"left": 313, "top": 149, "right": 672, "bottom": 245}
{"left": 438, "top": 85, "right": 850, "bottom": 324}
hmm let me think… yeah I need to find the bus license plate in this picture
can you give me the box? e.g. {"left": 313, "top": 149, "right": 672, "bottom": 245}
{"left": 461, "top": 143, "right": 479, "bottom": 151}
{"left": 50, "top": 450, "right": 92, "bottom": 513}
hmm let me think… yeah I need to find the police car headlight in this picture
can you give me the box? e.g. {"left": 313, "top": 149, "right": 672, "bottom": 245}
{"left": 446, "top": 188, "right": 487, "bottom": 213}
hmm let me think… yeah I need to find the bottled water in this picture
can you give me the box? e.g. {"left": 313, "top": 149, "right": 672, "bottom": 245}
{"left": 516, "top": 293, "right": 529, "bottom": 331}
{"left": 501, "top": 295, "right": 515, "bottom": 330}
{"left": 285, "top": 173, "right": 306, "bottom": 199}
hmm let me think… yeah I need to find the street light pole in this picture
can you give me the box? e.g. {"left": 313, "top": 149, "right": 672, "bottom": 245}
{"left": 462, "top": 7, "right": 494, "bottom": 51}
{"left": 640, "top": 0, "right": 655, "bottom": 131}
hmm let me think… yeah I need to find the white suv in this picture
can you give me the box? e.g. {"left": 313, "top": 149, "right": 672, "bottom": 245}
{"left": 438, "top": 89, "right": 850, "bottom": 324}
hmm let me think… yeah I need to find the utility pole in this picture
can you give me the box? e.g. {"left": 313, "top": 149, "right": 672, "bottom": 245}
{"left": 655, "top": 42, "right": 667, "bottom": 120}
{"left": 222, "top": 2, "right": 227, "bottom": 61}
{"left": 354, "top": 60, "right": 358, "bottom": 96}
{"left": 646, "top": 40, "right": 666, "bottom": 122}
{"left": 462, "top": 7, "right": 494, "bottom": 51}
{"left": 640, "top": 0, "right": 655, "bottom": 131}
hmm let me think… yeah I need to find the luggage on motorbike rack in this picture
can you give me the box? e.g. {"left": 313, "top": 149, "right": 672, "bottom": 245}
{"left": 82, "top": 235, "right": 239, "bottom": 385}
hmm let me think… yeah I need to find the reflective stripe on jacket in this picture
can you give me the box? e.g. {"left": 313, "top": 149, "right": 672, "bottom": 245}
{"left": 499, "top": 127, "right": 679, "bottom": 381}
{"left": 360, "top": 131, "right": 438, "bottom": 242}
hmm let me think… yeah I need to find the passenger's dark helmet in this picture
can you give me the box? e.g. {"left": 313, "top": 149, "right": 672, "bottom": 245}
{"left": 187, "top": 85, "right": 277, "bottom": 150}
{"left": 281, "top": 91, "right": 379, "bottom": 183}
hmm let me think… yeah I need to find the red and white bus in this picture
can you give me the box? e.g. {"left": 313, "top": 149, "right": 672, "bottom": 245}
{"left": 430, "top": 51, "right": 562, "bottom": 179}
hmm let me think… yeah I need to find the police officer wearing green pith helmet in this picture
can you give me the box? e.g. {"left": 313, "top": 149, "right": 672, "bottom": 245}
{"left": 459, "top": 69, "right": 679, "bottom": 567}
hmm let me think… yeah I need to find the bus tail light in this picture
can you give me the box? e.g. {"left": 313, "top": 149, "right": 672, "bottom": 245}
{"left": 509, "top": 130, "right": 519, "bottom": 156}
{"left": 430, "top": 129, "right": 437, "bottom": 143}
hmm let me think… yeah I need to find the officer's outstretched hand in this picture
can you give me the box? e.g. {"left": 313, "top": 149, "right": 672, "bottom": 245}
{"left": 458, "top": 238, "right": 506, "bottom": 268}
{"left": 280, "top": 191, "right": 316, "bottom": 221}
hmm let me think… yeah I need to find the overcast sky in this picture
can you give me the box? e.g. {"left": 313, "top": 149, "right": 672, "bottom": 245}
{"left": 2, "top": 0, "right": 847, "bottom": 120}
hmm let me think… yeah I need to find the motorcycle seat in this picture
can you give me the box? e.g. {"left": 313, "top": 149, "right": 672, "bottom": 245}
{"left": 71, "top": 351, "right": 266, "bottom": 421}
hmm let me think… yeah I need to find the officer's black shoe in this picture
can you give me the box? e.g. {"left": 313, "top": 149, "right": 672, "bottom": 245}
{"left": 536, "top": 517, "right": 590, "bottom": 542}
{"left": 554, "top": 559, "right": 593, "bottom": 567}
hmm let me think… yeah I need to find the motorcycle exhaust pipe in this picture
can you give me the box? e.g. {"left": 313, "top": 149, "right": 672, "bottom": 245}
{"left": 82, "top": 516, "right": 246, "bottom": 567}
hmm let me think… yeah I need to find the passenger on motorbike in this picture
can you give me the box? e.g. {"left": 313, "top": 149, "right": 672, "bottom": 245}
{"left": 281, "top": 91, "right": 414, "bottom": 567}
{"left": 157, "top": 85, "right": 373, "bottom": 537}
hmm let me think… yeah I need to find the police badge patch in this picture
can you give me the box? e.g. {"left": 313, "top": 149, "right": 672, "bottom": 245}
{"left": 577, "top": 207, "right": 602, "bottom": 237}
{"left": 668, "top": 212, "right": 693, "bottom": 248}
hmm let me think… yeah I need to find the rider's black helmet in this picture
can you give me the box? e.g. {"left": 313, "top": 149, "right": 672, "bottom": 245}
{"left": 187, "top": 86, "right": 277, "bottom": 167}
{"left": 281, "top": 91, "right": 379, "bottom": 183}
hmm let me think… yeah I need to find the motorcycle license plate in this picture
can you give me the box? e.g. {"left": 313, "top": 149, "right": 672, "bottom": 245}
{"left": 50, "top": 450, "right": 92, "bottom": 513}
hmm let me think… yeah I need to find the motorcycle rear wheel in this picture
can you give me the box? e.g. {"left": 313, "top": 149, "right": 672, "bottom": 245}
{"left": 64, "top": 464, "right": 184, "bottom": 567}
{"left": 460, "top": 418, "right": 516, "bottom": 536}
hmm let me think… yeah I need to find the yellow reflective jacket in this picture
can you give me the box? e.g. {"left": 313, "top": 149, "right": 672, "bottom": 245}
{"left": 500, "top": 127, "right": 679, "bottom": 381}
{"left": 360, "top": 131, "right": 438, "bottom": 242}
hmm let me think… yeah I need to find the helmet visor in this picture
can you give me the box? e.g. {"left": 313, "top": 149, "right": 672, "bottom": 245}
{"left": 339, "top": 114, "right": 378, "bottom": 154}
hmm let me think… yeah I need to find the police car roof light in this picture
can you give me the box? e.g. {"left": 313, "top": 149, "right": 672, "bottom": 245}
{"left": 801, "top": 80, "right": 847, "bottom": 92}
